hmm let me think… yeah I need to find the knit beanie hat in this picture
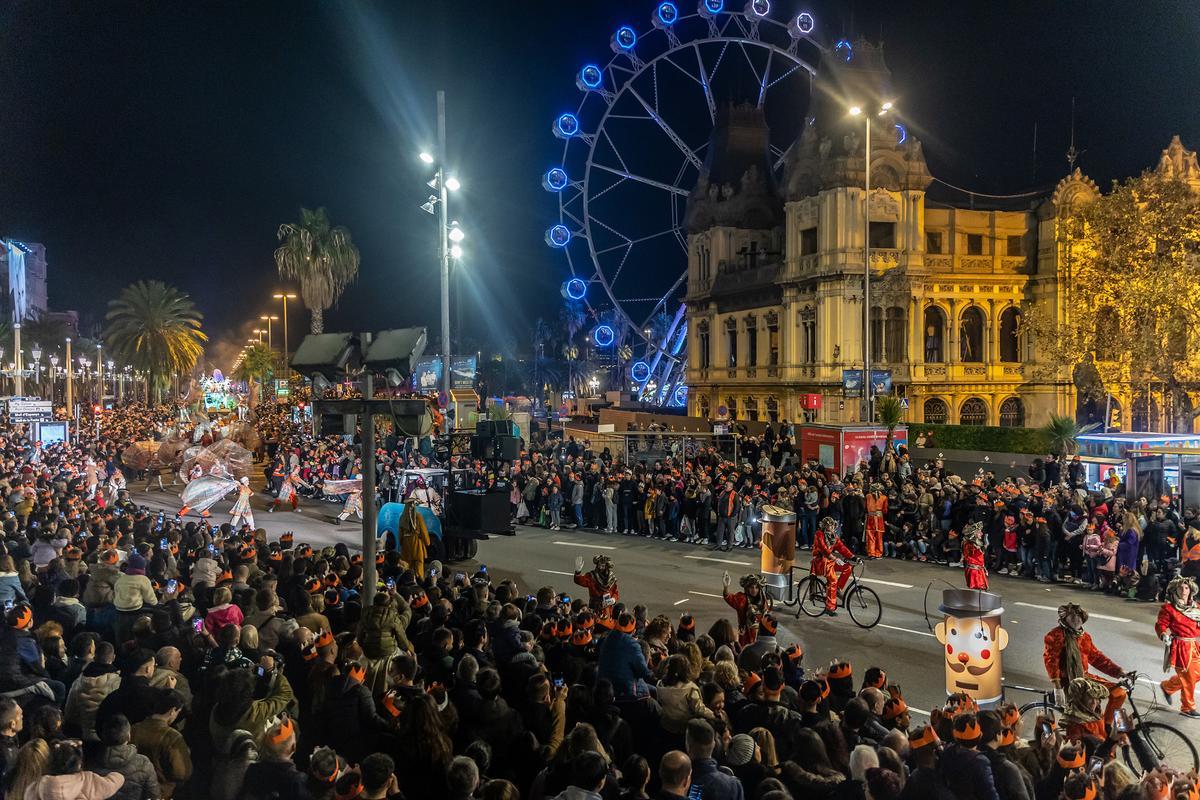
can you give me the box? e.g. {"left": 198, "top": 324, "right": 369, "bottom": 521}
{"left": 726, "top": 734, "right": 755, "bottom": 767}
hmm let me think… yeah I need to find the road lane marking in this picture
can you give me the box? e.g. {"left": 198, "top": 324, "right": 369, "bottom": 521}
{"left": 909, "top": 708, "right": 930, "bottom": 716}
{"left": 685, "top": 555, "right": 752, "bottom": 566}
{"left": 538, "top": 569, "right": 575, "bottom": 576}
{"left": 876, "top": 623, "right": 936, "bottom": 638}
{"left": 553, "top": 541, "right": 616, "bottom": 550}
{"left": 1015, "top": 602, "right": 1130, "bottom": 623}
{"left": 861, "top": 578, "right": 914, "bottom": 589}
{"left": 689, "top": 591, "right": 724, "bottom": 599}
{"left": 674, "top": 598, "right": 689, "bottom": 606}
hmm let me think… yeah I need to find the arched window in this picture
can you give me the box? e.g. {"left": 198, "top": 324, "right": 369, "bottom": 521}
{"left": 745, "top": 396, "right": 759, "bottom": 422}
{"left": 923, "top": 306, "right": 946, "bottom": 363}
{"left": 765, "top": 396, "right": 779, "bottom": 423}
{"left": 1132, "top": 393, "right": 1160, "bottom": 432}
{"left": 724, "top": 396, "right": 737, "bottom": 420}
{"left": 998, "top": 397, "right": 1025, "bottom": 427}
{"left": 923, "top": 398, "right": 949, "bottom": 424}
{"left": 999, "top": 307, "right": 1021, "bottom": 363}
{"left": 698, "top": 396, "right": 710, "bottom": 419}
{"left": 959, "top": 397, "right": 988, "bottom": 426}
{"left": 960, "top": 307, "right": 985, "bottom": 363}
{"left": 885, "top": 306, "right": 907, "bottom": 363}
{"left": 870, "top": 307, "right": 884, "bottom": 364}
{"left": 697, "top": 321, "right": 711, "bottom": 369}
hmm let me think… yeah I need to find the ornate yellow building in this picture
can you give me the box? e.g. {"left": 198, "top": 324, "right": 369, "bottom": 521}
{"left": 683, "top": 39, "right": 1150, "bottom": 429}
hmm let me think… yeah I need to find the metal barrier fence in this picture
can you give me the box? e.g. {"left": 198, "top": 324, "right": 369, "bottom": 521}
{"left": 619, "top": 431, "right": 739, "bottom": 465}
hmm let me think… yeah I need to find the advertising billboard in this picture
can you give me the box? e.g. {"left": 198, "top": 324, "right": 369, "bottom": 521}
{"left": 412, "top": 358, "right": 443, "bottom": 392}
{"left": 450, "top": 355, "right": 477, "bottom": 390}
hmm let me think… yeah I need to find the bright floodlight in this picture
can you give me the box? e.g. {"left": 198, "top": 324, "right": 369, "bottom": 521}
{"left": 849, "top": 105, "right": 863, "bottom": 116}
{"left": 419, "top": 151, "right": 434, "bottom": 164}
{"left": 450, "top": 244, "right": 463, "bottom": 259}
{"left": 880, "top": 101, "right": 894, "bottom": 112}
{"left": 445, "top": 176, "right": 461, "bottom": 191}
{"left": 448, "top": 225, "right": 465, "bottom": 244}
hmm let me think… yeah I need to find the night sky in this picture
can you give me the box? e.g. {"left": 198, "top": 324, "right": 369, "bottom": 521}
{"left": 1, "top": 1, "right": 1197, "bottom": 368}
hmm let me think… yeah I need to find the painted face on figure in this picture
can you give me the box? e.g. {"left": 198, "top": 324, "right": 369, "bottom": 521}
{"left": 935, "top": 614, "right": 1008, "bottom": 702}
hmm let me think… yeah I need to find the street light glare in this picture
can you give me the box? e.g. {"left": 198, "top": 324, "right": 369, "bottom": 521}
{"left": 450, "top": 244, "right": 463, "bottom": 259}
{"left": 881, "top": 100, "right": 894, "bottom": 111}
{"left": 849, "top": 105, "right": 863, "bottom": 116}
{"left": 448, "top": 226, "right": 465, "bottom": 243}
{"left": 445, "top": 176, "right": 461, "bottom": 191}
{"left": 419, "top": 151, "right": 434, "bottom": 164}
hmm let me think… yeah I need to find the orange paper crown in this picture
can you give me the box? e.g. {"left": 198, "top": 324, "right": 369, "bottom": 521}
{"left": 1057, "top": 750, "right": 1086, "bottom": 770}
{"left": 909, "top": 725, "right": 940, "bottom": 749}
{"left": 266, "top": 718, "right": 295, "bottom": 746}
{"left": 315, "top": 629, "right": 335, "bottom": 649}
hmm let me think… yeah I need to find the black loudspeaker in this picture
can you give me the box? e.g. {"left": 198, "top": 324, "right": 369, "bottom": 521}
{"left": 475, "top": 420, "right": 519, "bottom": 438}
{"left": 448, "top": 491, "right": 510, "bottom": 534}
{"left": 470, "top": 435, "right": 520, "bottom": 461}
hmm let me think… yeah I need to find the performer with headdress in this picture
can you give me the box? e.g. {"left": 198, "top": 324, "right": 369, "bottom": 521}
{"left": 722, "top": 571, "right": 772, "bottom": 645}
{"left": 269, "top": 465, "right": 310, "bottom": 513}
{"left": 812, "top": 516, "right": 857, "bottom": 617}
{"left": 1156, "top": 576, "right": 1200, "bottom": 717}
{"left": 573, "top": 554, "right": 619, "bottom": 617}
{"left": 229, "top": 476, "right": 255, "bottom": 530}
{"left": 865, "top": 483, "right": 888, "bottom": 558}
{"left": 962, "top": 521, "right": 989, "bottom": 590}
{"left": 330, "top": 474, "right": 364, "bottom": 525}
{"left": 399, "top": 498, "right": 431, "bottom": 579}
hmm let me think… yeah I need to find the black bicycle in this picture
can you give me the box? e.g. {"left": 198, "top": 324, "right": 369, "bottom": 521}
{"left": 1007, "top": 674, "right": 1197, "bottom": 774}
{"left": 782, "top": 559, "right": 883, "bottom": 628}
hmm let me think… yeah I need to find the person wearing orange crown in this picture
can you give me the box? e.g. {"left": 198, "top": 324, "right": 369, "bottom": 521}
{"left": 962, "top": 521, "right": 989, "bottom": 590}
{"left": 721, "top": 571, "right": 772, "bottom": 645}
{"left": 573, "top": 554, "right": 620, "bottom": 617}
{"left": 812, "top": 516, "right": 857, "bottom": 617}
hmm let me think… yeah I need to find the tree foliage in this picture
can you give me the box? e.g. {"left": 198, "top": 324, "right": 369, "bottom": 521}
{"left": 275, "top": 207, "right": 360, "bottom": 335}
{"left": 234, "top": 342, "right": 276, "bottom": 408}
{"left": 1042, "top": 413, "right": 1099, "bottom": 460}
{"left": 104, "top": 281, "right": 206, "bottom": 399}
{"left": 1022, "top": 168, "right": 1200, "bottom": 428}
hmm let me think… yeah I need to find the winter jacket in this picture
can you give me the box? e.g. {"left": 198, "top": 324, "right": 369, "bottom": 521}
{"left": 689, "top": 757, "right": 745, "bottom": 800}
{"left": 779, "top": 762, "right": 846, "bottom": 800}
{"left": 655, "top": 681, "right": 714, "bottom": 734}
{"left": 0, "top": 626, "right": 45, "bottom": 692}
{"left": 189, "top": 557, "right": 219, "bottom": 588}
{"left": 202, "top": 603, "right": 243, "bottom": 635}
{"left": 208, "top": 673, "right": 295, "bottom": 747}
{"left": 112, "top": 573, "right": 156, "bottom": 612}
{"left": 597, "top": 631, "right": 652, "bottom": 700}
{"left": 238, "top": 759, "right": 308, "bottom": 800}
{"left": 130, "top": 716, "right": 193, "bottom": 799}
{"left": 21, "top": 771, "right": 125, "bottom": 800}
{"left": 358, "top": 596, "right": 413, "bottom": 658}
{"left": 941, "top": 743, "right": 1000, "bottom": 800}
{"left": 66, "top": 663, "right": 122, "bottom": 741}
{"left": 83, "top": 563, "right": 121, "bottom": 606}
{"left": 0, "top": 571, "right": 27, "bottom": 605}
{"left": 316, "top": 674, "right": 392, "bottom": 762}
{"left": 49, "top": 597, "right": 87, "bottom": 633}
{"left": 982, "top": 747, "right": 1032, "bottom": 800}
{"left": 92, "top": 744, "right": 159, "bottom": 800}
{"left": 1116, "top": 529, "right": 1140, "bottom": 572}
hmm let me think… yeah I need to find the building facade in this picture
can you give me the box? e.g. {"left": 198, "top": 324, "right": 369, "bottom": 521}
{"left": 684, "top": 40, "right": 1130, "bottom": 429}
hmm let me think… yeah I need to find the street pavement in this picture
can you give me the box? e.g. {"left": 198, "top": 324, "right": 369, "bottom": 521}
{"left": 126, "top": 483, "right": 1197, "bottom": 736}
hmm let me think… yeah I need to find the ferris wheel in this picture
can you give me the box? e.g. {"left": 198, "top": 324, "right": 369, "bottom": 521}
{"left": 544, "top": 0, "right": 827, "bottom": 406}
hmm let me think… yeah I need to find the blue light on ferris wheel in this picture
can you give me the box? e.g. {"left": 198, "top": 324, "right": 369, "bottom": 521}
{"left": 545, "top": 225, "right": 572, "bottom": 248}
{"left": 543, "top": 167, "right": 569, "bottom": 192}
{"left": 894, "top": 123, "right": 907, "bottom": 145}
{"left": 744, "top": 0, "right": 770, "bottom": 18}
{"left": 699, "top": 0, "right": 725, "bottom": 16}
{"left": 577, "top": 64, "right": 603, "bottom": 91}
{"left": 592, "top": 325, "right": 615, "bottom": 347}
{"left": 834, "top": 38, "right": 853, "bottom": 62}
{"left": 613, "top": 26, "right": 638, "bottom": 51}
{"left": 561, "top": 278, "right": 588, "bottom": 300}
{"left": 553, "top": 113, "right": 580, "bottom": 139}
{"left": 630, "top": 361, "right": 651, "bottom": 383}
{"left": 788, "top": 11, "right": 815, "bottom": 37}
{"left": 673, "top": 385, "right": 689, "bottom": 405}
{"left": 655, "top": 2, "right": 679, "bottom": 26}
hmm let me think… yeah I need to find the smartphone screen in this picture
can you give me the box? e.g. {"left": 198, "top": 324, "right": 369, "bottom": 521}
{"left": 166, "top": 579, "right": 177, "bottom": 594}
{"left": 1087, "top": 756, "right": 1103, "bottom": 776}
{"left": 386, "top": 578, "right": 395, "bottom": 590}
{"left": 207, "top": 543, "right": 216, "bottom": 554}
{"left": 160, "top": 537, "right": 168, "bottom": 550}
{"left": 257, "top": 666, "right": 266, "bottom": 677}
{"left": 553, "top": 678, "right": 564, "bottom": 689}
{"left": 192, "top": 617, "right": 204, "bottom": 632}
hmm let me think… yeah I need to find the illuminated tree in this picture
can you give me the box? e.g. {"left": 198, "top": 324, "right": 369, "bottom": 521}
{"left": 1023, "top": 167, "right": 1200, "bottom": 430}
{"left": 104, "top": 281, "right": 206, "bottom": 402}
{"left": 234, "top": 342, "right": 276, "bottom": 409}
{"left": 275, "top": 207, "right": 360, "bottom": 335}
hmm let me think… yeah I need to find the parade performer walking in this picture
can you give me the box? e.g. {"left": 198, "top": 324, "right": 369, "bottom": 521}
{"left": 398, "top": 498, "right": 431, "bottom": 579}
{"left": 1042, "top": 603, "right": 1133, "bottom": 732}
{"left": 229, "top": 476, "right": 255, "bottom": 530}
{"left": 722, "top": 571, "right": 771, "bottom": 645}
{"left": 105, "top": 468, "right": 126, "bottom": 505}
{"left": 812, "top": 516, "right": 856, "bottom": 617}
{"left": 865, "top": 483, "right": 887, "bottom": 558}
{"left": 573, "top": 554, "right": 620, "bottom": 617}
{"left": 177, "top": 463, "right": 208, "bottom": 517}
{"left": 269, "top": 465, "right": 309, "bottom": 513}
{"left": 330, "top": 475, "right": 365, "bottom": 525}
{"left": 1156, "top": 576, "right": 1200, "bottom": 717}
{"left": 962, "top": 521, "right": 989, "bottom": 590}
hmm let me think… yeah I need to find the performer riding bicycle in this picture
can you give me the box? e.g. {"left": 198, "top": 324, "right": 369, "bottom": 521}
{"left": 722, "top": 571, "right": 772, "bottom": 645}
{"left": 813, "top": 516, "right": 857, "bottom": 617}
{"left": 1043, "top": 602, "right": 1136, "bottom": 738}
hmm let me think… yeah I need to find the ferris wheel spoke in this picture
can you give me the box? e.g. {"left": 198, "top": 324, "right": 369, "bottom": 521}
{"left": 591, "top": 162, "right": 689, "bottom": 197}
{"left": 627, "top": 86, "right": 704, "bottom": 171}
{"left": 735, "top": 42, "right": 767, "bottom": 108}
{"left": 600, "top": 128, "right": 633, "bottom": 174}
{"left": 770, "top": 144, "right": 789, "bottom": 173}
{"left": 597, "top": 227, "right": 680, "bottom": 256}
{"left": 757, "top": 49, "right": 773, "bottom": 106}
{"left": 767, "top": 62, "right": 804, "bottom": 91}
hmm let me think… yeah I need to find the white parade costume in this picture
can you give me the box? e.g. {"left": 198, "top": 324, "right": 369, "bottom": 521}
{"left": 230, "top": 478, "right": 255, "bottom": 529}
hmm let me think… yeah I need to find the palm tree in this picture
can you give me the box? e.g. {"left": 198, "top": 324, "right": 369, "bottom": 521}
{"left": 104, "top": 280, "right": 206, "bottom": 402}
{"left": 1042, "top": 413, "right": 1099, "bottom": 461}
{"left": 875, "top": 394, "right": 904, "bottom": 453}
{"left": 274, "top": 207, "right": 360, "bottom": 335}
{"left": 233, "top": 342, "right": 275, "bottom": 408}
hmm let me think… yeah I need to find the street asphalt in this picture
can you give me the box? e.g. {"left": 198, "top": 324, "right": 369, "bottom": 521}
{"left": 126, "top": 481, "right": 1199, "bottom": 738}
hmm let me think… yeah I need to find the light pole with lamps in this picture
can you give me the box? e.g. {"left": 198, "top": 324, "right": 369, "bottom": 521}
{"left": 12, "top": 323, "right": 22, "bottom": 396}
{"left": 106, "top": 360, "right": 114, "bottom": 403}
{"left": 848, "top": 99, "right": 895, "bottom": 423}
{"left": 48, "top": 355, "right": 58, "bottom": 404}
{"left": 96, "top": 343, "right": 103, "bottom": 408}
{"left": 273, "top": 292, "right": 296, "bottom": 377}
{"left": 253, "top": 329, "right": 264, "bottom": 344}
{"left": 260, "top": 315, "right": 278, "bottom": 350}
{"left": 64, "top": 338, "right": 73, "bottom": 410}
{"left": 419, "top": 89, "right": 463, "bottom": 405}
{"left": 30, "top": 345, "right": 41, "bottom": 398}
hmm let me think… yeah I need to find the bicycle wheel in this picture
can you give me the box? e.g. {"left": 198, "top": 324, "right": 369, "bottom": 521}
{"left": 795, "top": 575, "right": 827, "bottom": 618}
{"left": 1016, "top": 701, "right": 1061, "bottom": 740}
{"left": 845, "top": 585, "right": 882, "bottom": 628}
{"left": 1124, "top": 721, "right": 1200, "bottom": 774}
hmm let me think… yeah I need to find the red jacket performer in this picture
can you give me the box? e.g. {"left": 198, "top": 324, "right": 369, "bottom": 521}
{"left": 961, "top": 522, "right": 989, "bottom": 590}
{"left": 865, "top": 484, "right": 887, "bottom": 559}
{"left": 813, "top": 517, "right": 856, "bottom": 616}
{"left": 1156, "top": 576, "right": 1200, "bottom": 717}
{"left": 722, "top": 572, "right": 771, "bottom": 646}
{"left": 574, "top": 554, "right": 620, "bottom": 617}
{"left": 1042, "top": 603, "right": 1131, "bottom": 734}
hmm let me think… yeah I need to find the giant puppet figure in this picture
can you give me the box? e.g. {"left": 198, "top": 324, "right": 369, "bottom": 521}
{"left": 934, "top": 588, "right": 1010, "bottom": 706}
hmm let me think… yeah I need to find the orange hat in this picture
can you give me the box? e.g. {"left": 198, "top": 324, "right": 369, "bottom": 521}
{"left": 315, "top": 629, "right": 335, "bottom": 649}
{"left": 784, "top": 644, "right": 803, "bottom": 664}
{"left": 301, "top": 644, "right": 318, "bottom": 662}
{"left": 217, "top": 570, "right": 233, "bottom": 584}
{"left": 266, "top": 717, "right": 295, "bottom": 746}
{"left": 1057, "top": 749, "right": 1086, "bottom": 770}
{"left": 241, "top": 546, "right": 257, "bottom": 560}
{"left": 296, "top": 544, "right": 312, "bottom": 558}
{"left": 575, "top": 612, "right": 594, "bottom": 630}
{"left": 10, "top": 604, "right": 33, "bottom": 631}
{"left": 324, "top": 573, "right": 340, "bottom": 588}
{"left": 997, "top": 728, "right": 1016, "bottom": 747}
{"left": 909, "top": 725, "right": 940, "bottom": 750}
{"left": 381, "top": 690, "right": 403, "bottom": 718}
{"left": 615, "top": 613, "right": 635, "bottom": 634}
{"left": 63, "top": 546, "right": 82, "bottom": 560}
{"left": 883, "top": 698, "right": 909, "bottom": 720}
{"left": 1002, "top": 706, "right": 1020, "bottom": 727}
{"left": 818, "top": 678, "right": 830, "bottom": 698}
{"left": 335, "top": 774, "right": 363, "bottom": 800}
{"left": 572, "top": 629, "right": 593, "bottom": 647}
{"left": 268, "top": 549, "right": 283, "bottom": 562}
{"left": 350, "top": 554, "right": 363, "bottom": 566}
{"left": 304, "top": 578, "right": 322, "bottom": 594}
{"left": 828, "top": 661, "right": 852, "bottom": 680}
{"left": 678, "top": 614, "right": 695, "bottom": 632}
{"left": 758, "top": 614, "right": 778, "bottom": 635}
{"left": 743, "top": 671, "right": 762, "bottom": 695}
{"left": 346, "top": 662, "right": 366, "bottom": 683}
{"left": 100, "top": 550, "right": 119, "bottom": 565}
{"left": 375, "top": 551, "right": 385, "bottom": 565}
{"left": 557, "top": 621, "right": 573, "bottom": 639}
{"left": 280, "top": 532, "right": 294, "bottom": 548}
{"left": 410, "top": 592, "right": 430, "bottom": 609}
{"left": 953, "top": 716, "right": 982, "bottom": 743}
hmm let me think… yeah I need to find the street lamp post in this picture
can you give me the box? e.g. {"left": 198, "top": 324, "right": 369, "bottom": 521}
{"left": 48, "top": 355, "right": 58, "bottom": 404}
{"left": 848, "top": 100, "right": 894, "bottom": 423}
{"left": 260, "top": 316, "right": 278, "bottom": 350}
{"left": 12, "top": 323, "right": 22, "bottom": 396}
{"left": 65, "top": 338, "right": 73, "bottom": 410}
{"left": 107, "top": 360, "right": 114, "bottom": 403}
{"left": 273, "top": 292, "right": 296, "bottom": 378}
{"left": 30, "top": 345, "right": 41, "bottom": 398}
{"left": 96, "top": 343, "right": 103, "bottom": 408}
